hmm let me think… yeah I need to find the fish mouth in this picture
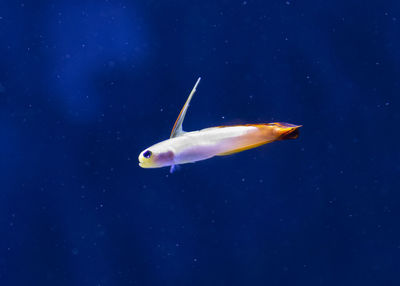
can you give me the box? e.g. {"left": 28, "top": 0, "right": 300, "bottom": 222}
{"left": 138, "top": 160, "right": 152, "bottom": 168}
{"left": 138, "top": 162, "right": 155, "bottom": 169}
{"left": 138, "top": 155, "right": 145, "bottom": 168}
{"left": 138, "top": 162, "right": 149, "bottom": 168}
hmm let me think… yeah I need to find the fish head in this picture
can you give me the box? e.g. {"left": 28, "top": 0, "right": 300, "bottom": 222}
{"left": 138, "top": 144, "right": 175, "bottom": 168}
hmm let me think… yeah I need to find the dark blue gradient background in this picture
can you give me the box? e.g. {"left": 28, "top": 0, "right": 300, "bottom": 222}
{"left": 1, "top": 1, "right": 399, "bottom": 285}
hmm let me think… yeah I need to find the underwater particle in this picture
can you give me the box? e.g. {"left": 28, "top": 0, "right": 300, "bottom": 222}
{"left": 0, "top": 83, "right": 5, "bottom": 93}
{"left": 72, "top": 248, "right": 79, "bottom": 255}
{"left": 108, "top": 60, "right": 115, "bottom": 68}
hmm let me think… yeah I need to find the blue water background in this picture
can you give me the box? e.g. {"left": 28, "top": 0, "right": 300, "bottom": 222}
{"left": 0, "top": 1, "right": 399, "bottom": 285}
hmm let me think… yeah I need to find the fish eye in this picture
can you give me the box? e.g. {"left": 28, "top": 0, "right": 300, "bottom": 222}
{"left": 143, "top": 150, "right": 152, "bottom": 158}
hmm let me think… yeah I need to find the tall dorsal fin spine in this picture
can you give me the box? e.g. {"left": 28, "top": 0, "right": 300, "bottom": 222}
{"left": 170, "top": 77, "right": 201, "bottom": 138}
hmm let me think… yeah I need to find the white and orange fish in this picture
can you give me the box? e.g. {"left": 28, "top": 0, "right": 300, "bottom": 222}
{"left": 138, "top": 78, "right": 301, "bottom": 172}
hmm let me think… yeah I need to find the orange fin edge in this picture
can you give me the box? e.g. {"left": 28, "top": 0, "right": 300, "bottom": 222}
{"left": 216, "top": 141, "right": 271, "bottom": 156}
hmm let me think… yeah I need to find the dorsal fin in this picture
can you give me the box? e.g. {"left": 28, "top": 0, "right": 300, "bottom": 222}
{"left": 170, "top": 77, "right": 201, "bottom": 138}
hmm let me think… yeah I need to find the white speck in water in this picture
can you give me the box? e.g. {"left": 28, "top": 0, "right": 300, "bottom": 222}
{"left": 108, "top": 61, "right": 115, "bottom": 68}
{"left": 72, "top": 248, "right": 79, "bottom": 255}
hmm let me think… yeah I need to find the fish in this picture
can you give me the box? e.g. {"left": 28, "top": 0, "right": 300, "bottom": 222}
{"left": 138, "top": 77, "right": 301, "bottom": 173}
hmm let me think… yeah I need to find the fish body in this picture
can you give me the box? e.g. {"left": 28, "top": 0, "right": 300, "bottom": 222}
{"left": 138, "top": 78, "right": 301, "bottom": 171}
{"left": 139, "top": 123, "right": 299, "bottom": 168}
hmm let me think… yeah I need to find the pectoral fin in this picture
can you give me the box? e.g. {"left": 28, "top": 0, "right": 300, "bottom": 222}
{"left": 170, "top": 164, "right": 181, "bottom": 173}
{"left": 170, "top": 77, "right": 201, "bottom": 138}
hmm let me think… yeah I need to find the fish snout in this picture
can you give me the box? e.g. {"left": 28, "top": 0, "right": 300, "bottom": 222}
{"left": 138, "top": 149, "right": 175, "bottom": 168}
{"left": 138, "top": 151, "right": 151, "bottom": 168}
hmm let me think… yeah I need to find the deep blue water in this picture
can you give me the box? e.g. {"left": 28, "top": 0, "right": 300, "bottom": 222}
{"left": 1, "top": 1, "right": 399, "bottom": 285}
